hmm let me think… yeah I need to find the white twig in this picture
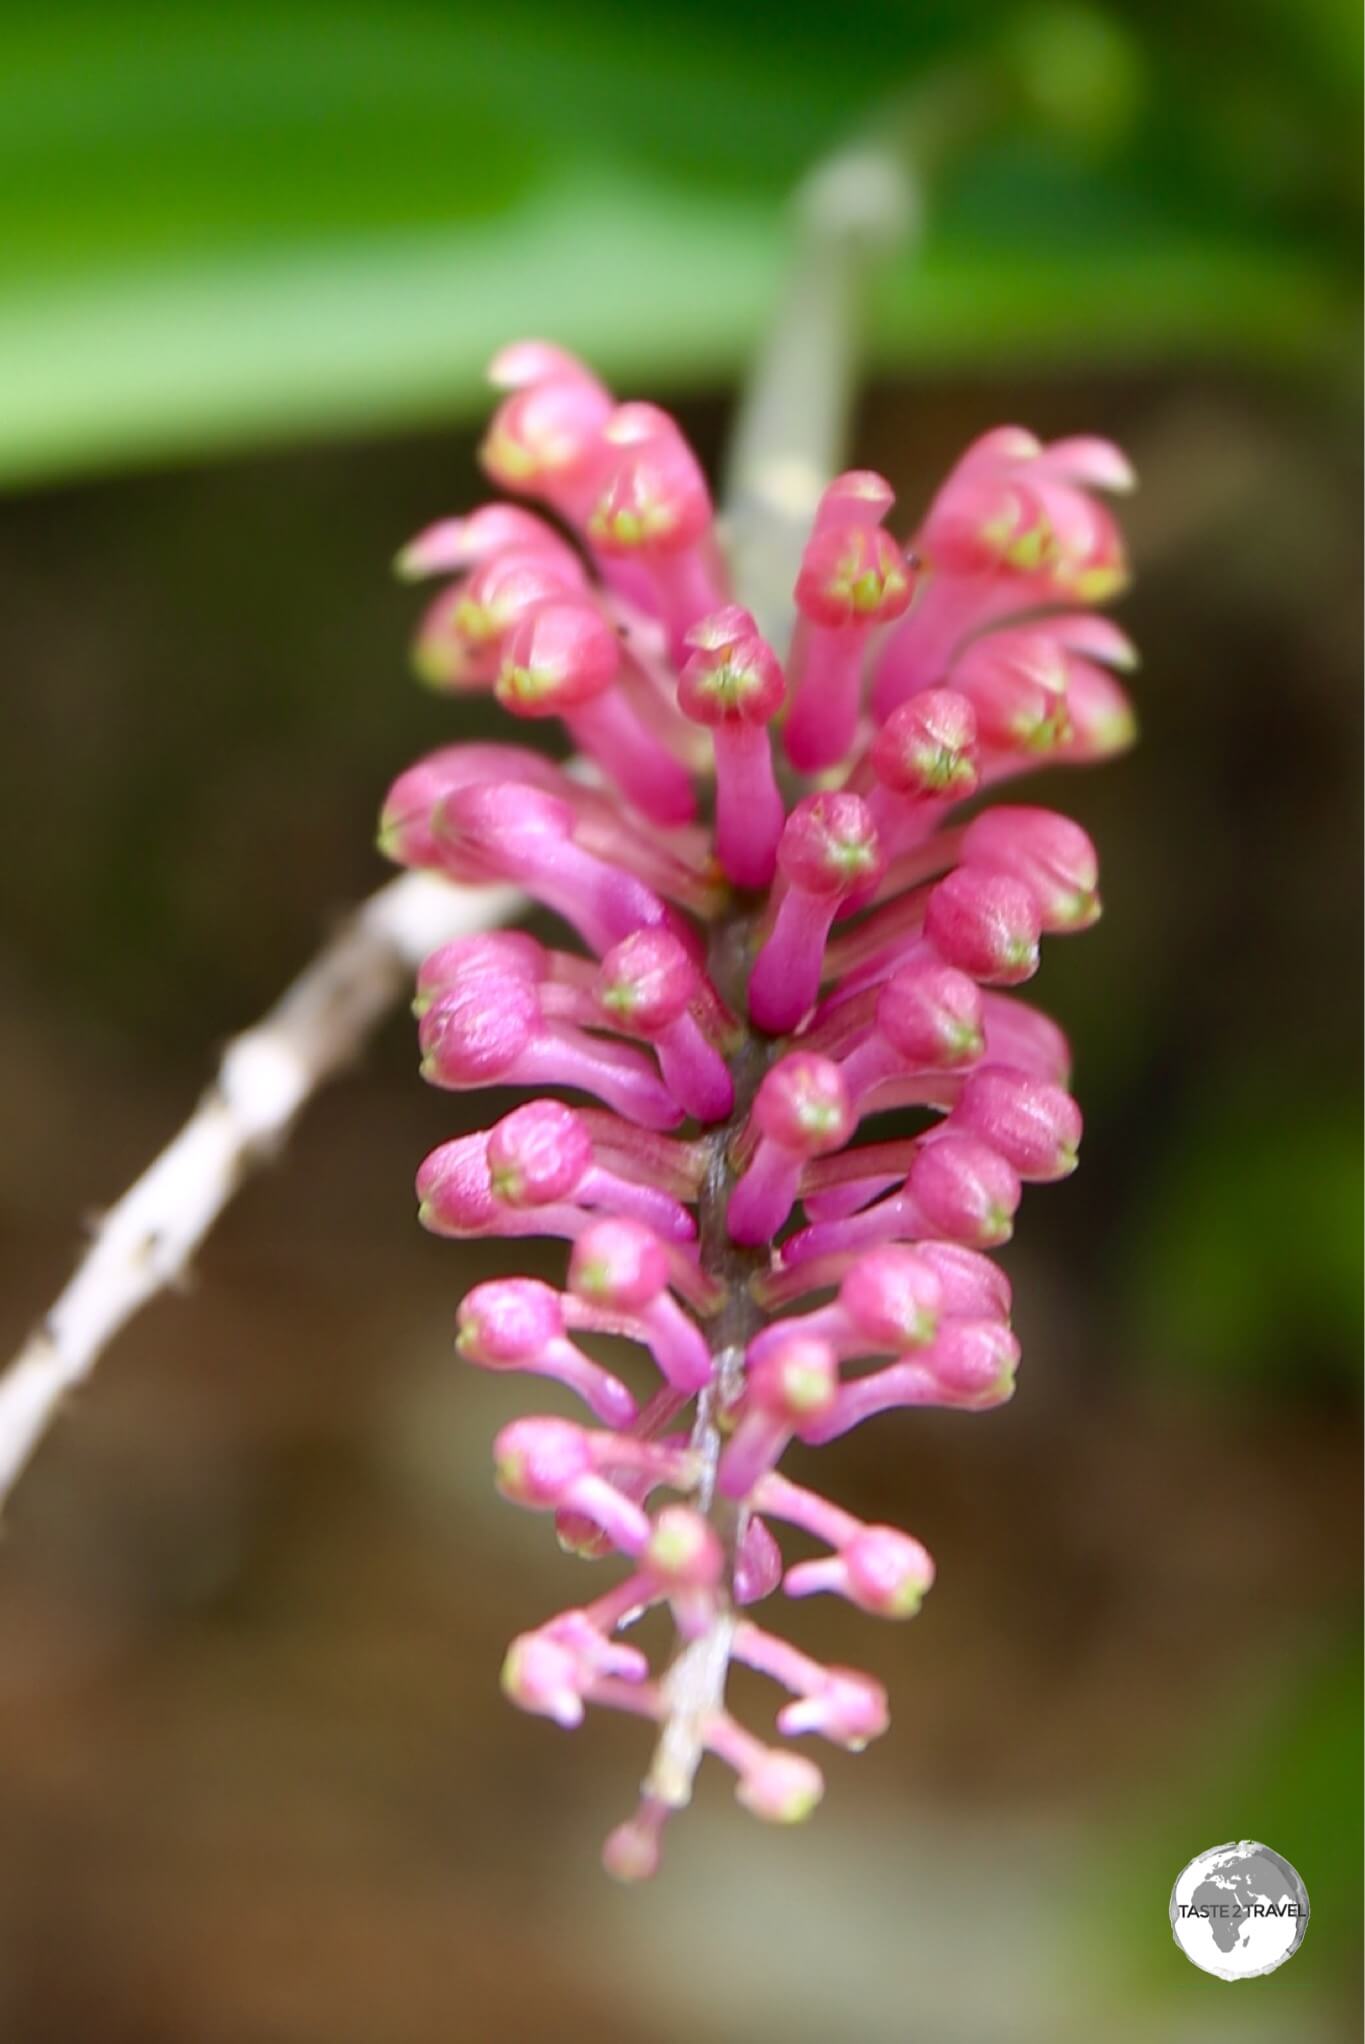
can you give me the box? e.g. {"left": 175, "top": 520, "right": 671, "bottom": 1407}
{"left": 0, "top": 870, "right": 516, "bottom": 1509}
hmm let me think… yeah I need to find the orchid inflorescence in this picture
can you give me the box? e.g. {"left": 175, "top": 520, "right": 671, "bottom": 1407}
{"left": 379, "top": 338, "right": 1136, "bottom": 1878}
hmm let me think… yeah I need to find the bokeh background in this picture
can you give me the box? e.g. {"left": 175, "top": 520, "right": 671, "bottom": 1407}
{"left": 0, "top": 4, "right": 1360, "bottom": 2040}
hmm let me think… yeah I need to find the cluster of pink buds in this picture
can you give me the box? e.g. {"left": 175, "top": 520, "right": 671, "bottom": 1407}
{"left": 382, "top": 340, "right": 1136, "bottom": 1877}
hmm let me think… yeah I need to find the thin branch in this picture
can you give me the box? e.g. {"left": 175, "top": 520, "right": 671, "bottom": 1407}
{"left": 720, "top": 136, "right": 917, "bottom": 642}
{"left": 0, "top": 871, "right": 517, "bottom": 1509}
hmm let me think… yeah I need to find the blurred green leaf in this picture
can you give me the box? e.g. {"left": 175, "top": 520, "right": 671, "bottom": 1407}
{"left": 1127, "top": 1080, "right": 1362, "bottom": 1387}
{"left": 0, "top": 0, "right": 1356, "bottom": 486}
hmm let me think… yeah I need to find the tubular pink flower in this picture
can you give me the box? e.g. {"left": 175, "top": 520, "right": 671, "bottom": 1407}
{"left": 377, "top": 740, "right": 578, "bottom": 869}
{"left": 749, "top": 1244, "right": 947, "bottom": 1367}
{"left": 717, "top": 1335, "right": 839, "bottom": 1497}
{"left": 835, "top": 959, "right": 985, "bottom": 1105}
{"left": 395, "top": 501, "right": 582, "bottom": 582}
{"left": 411, "top": 545, "right": 588, "bottom": 692}
{"left": 497, "top": 600, "right": 697, "bottom": 825}
{"left": 412, "top": 929, "right": 549, "bottom": 1014}
{"left": 479, "top": 373, "right": 614, "bottom": 515}
{"left": 493, "top": 1416, "right": 690, "bottom": 1556}
{"left": 784, "top": 489, "right": 917, "bottom": 771}
{"left": 678, "top": 610, "right": 787, "bottom": 890}
{"left": 785, "top": 1133, "right": 1023, "bottom": 1264}
{"left": 587, "top": 404, "right": 724, "bottom": 655}
{"left": 952, "top": 1066, "right": 1082, "bottom": 1179}
{"left": 785, "top": 1524, "right": 936, "bottom": 1617}
{"left": 485, "top": 1100, "right": 696, "bottom": 1240}
{"left": 804, "top": 1318, "right": 1022, "bottom": 1436}
{"left": 383, "top": 341, "right": 1136, "bottom": 1874}
{"left": 595, "top": 928, "right": 734, "bottom": 1123}
{"left": 961, "top": 805, "right": 1101, "bottom": 931}
{"left": 568, "top": 1218, "right": 714, "bottom": 1393}
{"left": 732, "top": 1624, "right": 889, "bottom": 1750}
{"left": 457, "top": 1279, "right": 638, "bottom": 1426}
{"left": 727, "top": 1054, "right": 853, "bottom": 1244}
{"left": 923, "top": 867, "right": 1043, "bottom": 985}
{"left": 872, "top": 428, "right": 1133, "bottom": 718}
{"left": 503, "top": 1610, "right": 650, "bottom": 1729}
{"left": 417, "top": 973, "right": 682, "bottom": 1129}
{"left": 432, "top": 781, "right": 670, "bottom": 952}
{"left": 864, "top": 687, "right": 980, "bottom": 852}
{"left": 748, "top": 794, "right": 884, "bottom": 1032}
{"left": 947, "top": 627, "right": 1074, "bottom": 753}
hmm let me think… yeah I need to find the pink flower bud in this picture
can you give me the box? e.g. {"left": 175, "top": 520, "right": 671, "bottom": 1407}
{"left": 434, "top": 780, "right": 670, "bottom": 953}
{"left": 597, "top": 924, "right": 696, "bottom": 1031}
{"left": 416, "top": 1134, "right": 501, "bottom": 1236}
{"left": 951, "top": 630, "right": 1072, "bottom": 752}
{"left": 496, "top": 599, "right": 618, "bottom": 712}
{"left": 644, "top": 1505, "right": 724, "bottom": 1608}
{"left": 501, "top": 1631, "right": 589, "bottom": 1727}
{"left": 596, "top": 928, "right": 733, "bottom": 1123}
{"left": 589, "top": 409, "right": 712, "bottom": 557}
{"left": 794, "top": 523, "right": 914, "bottom": 632}
{"left": 961, "top": 805, "right": 1101, "bottom": 931}
{"left": 785, "top": 521, "right": 916, "bottom": 773}
{"left": 924, "top": 868, "right": 1042, "bottom": 985}
{"left": 838, "top": 1245, "right": 943, "bottom": 1353}
{"left": 813, "top": 468, "right": 895, "bottom": 533}
{"left": 734, "top": 1748, "right": 825, "bottom": 1824}
{"left": 455, "top": 1276, "right": 635, "bottom": 1424}
{"left": 493, "top": 1415, "right": 593, "bottom": 1508}
{"left": 377, "top": 740, "right": 571, "bottom": 869}
{"left": 906, "top": 1132, "right": 1022, "bottom": 1246}
{"left": 776, "top": 1667, "right": 889, "bottom": 1750}
{"left": 916, "top": 1240, "right": 1014, "bottom": 1321}
{"left": 487, "top": 339, "right": 608, "bottom": 393}
{"left": 492, "top": 1417, "right": 677, "bottom": 1557}
{"left": 418, "top": 971, "right": 539, "bottom": 1083}
{"left": 750, "top": 1337, "right": 840, "bottom": 1426}
{"left": 870, "top": 688, "right": 980, "bottom": 801}
{"left": 778, "top": 791, "right": 884, "bottom": 896}
{"left": 754, "top": 1053, "right": 854, "bottom": 1154}
{"left": 418, "top": 975, "right": 681, "bottom": 1130}
{"left": 728, "top": 1055, "right": 853, "bottom": 1244}
{"left": 1060, "top": 655, "right": 1139, "bottom": 760}
{"left": 480, "top": 375, "right": 613, "bottom": 497}
{"left": 678, "top": 619, "right": 786, "bottom": 890}
{"left": 395, "top": 502, "right": 581, "bottom": 581}
{"left": 836, "top": 960, "right": 985, "bottom": 1106}
{"left": 786, "top": 1524, "right": 935, "bottom": 1617}
{"left": 454, "top": 545, "right": 587, "bottom": 656}
{"left": 413, "top": 929, "right": 546, "bottom": 1014}
{"left": 457, "top": 1277, "right": 564, "bottom": 1363}
{"left": 569, "top": 1216, "right": 670, "bottom": 1311}
{"left": 569, "top": 1218, "right": 713, "bottom": 1393}
{"left": 601, "top": 1798, "right": 669, "bottom": 1882}
{"left": 953, "top": 1067, "right": 1082, "bottom": 1180}
{"left": 749, "top": 795, "right": 884, "bottom": 1032}
{"left": 497, "top": 600, "right": 697, "bottom": 826}
{"left": 838, "top": 1527, "right": 936, "bottom": 1614}
{"left": 587, "top": 408, "right": 722, "bottom": 652}
{"left": 486, "top": 1099, "right": 594, "bottom": 1204}
{"left": 718, "top": 1335, "right": 840, "bottom": 1498}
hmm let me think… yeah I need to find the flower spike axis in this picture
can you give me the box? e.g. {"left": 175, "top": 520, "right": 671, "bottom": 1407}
{"left": 383, "top": 339, "right": 1136, "bottom": 1879}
